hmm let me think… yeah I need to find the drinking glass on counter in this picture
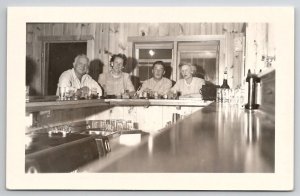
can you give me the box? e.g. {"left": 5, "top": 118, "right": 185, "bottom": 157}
{"left": 58, "top": 87, "right": 66, "bottom": 100}
{"left": 25, "top": 86, "right": 30, "bottom": 102}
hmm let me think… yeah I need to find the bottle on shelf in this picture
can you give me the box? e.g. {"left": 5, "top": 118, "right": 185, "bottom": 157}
{"left": 221, "top": 68, "right": 230, "bottom": 89}
{"left": 221, "top": 68, "right": 230, "bottom": 103}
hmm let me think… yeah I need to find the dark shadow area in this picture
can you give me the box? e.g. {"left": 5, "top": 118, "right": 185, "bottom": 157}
{"left": 88, "top": 58, "right": 104, "bottom": 82}
{"left": 193, "top": 64, "right": 206, "bottom": 80}
{"left": 164, "top": 64, "right": 175, "bottom": 87}
{"left": 171, "top": 80, "right": 176, "bottom": 87}
{"left": 125, "top": 57, "right": 141, "bottom": 90}
{"left": 26, "top": 56, "right": 38, "bottom": 95}
{"left": 202, "top": 80, "right": 218, "bottom": 101}
{"left": 164, "top": 64, "right": 173, "bottom": 80}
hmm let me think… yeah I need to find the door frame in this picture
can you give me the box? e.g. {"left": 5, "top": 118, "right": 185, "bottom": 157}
{"left": 39, "top": 35, "right": 94, "bottom": 95}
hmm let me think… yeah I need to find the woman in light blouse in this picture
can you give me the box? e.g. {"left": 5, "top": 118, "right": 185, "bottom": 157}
{"left": 98, "top": 53, "right": 135, "bottom": 97}
{"left": 170, "top": 63, "right": 205, "bottom": 98}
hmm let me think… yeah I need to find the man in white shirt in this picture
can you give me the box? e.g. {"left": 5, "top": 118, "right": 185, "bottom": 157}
{"left": 56, "top": 54, "right": 102, "bottom": 96}
{"left": 138, "top": 61, "right": 172, "bottom": 96}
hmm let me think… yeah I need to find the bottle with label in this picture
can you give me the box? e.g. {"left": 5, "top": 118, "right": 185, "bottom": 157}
{"left": 221, "top": 68, "right": 230, "bottom": 89}
{"left": 221, "top": 68, "right": 230, "bottom": 103}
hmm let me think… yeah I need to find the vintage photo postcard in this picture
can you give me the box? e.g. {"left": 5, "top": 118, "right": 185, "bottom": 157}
{"left": 6, "top": 7, "right": 294, "bottom": 190}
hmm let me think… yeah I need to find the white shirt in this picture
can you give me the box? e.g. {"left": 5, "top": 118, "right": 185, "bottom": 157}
{"left": 139, "top": 77, "right": 172, "bottom": 95}
{"left": 56, "top": 68, "right": 102, "bottom": 96}
{"left": 171, "top": 77, "right": 205, "bottom": 96}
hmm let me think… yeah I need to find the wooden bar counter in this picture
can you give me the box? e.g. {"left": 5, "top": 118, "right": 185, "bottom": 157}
{"left": 78, "top": 102, "right": 275, "bottom": 173}
{"left": 26, "top": 97, "right": 210, "bottom": 112}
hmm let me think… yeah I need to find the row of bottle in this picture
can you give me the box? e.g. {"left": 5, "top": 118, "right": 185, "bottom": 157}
{"left": 87, "top": 119, "right": 139, "bottom": 132}
{"left": 217, "top": 68, "right": 261, "bottom": 109}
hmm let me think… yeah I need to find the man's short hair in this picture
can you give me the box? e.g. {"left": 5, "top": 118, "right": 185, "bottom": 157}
{"left": 152, "top": 61, "right": 165, "bottom": 70}
{"left": 73, "top": 54, "right": 89, "bottom": 65}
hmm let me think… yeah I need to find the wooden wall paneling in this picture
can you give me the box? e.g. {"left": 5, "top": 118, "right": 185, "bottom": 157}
{"left": 233, "top": 51, "right": 243, "bottom": 87}
{"left": 223, "top": 23, "right": 234, "bottom": 87}
{"left": 118, "top": 23, "right": 128, "bottom": 55}
{"left": 127, "top": 40, "right": 134, "bottom": 76}
{"left": 32, "top": 24, "right": 44, "bottom": 95}
{"left": 126, "top": 23, "right": 138, "bottom": 76}
{"left": 88, "top": 23, "right": 97, "bottom": 37}
{"left": 26, "top": 24, "right": 34, "bottom": 55}
{"left": 26, "top": 43, "right": 33, "bottom": 59}
{"left": 101, "top": 23, "right": 110, "bottom": 73}
{"left": 206, "top": 23, "right": 212, "bottom": 35}
{"left": 148, "top": 23, "right": 159, "bottom": 36}
{"left": 64, "top": 23, "right": 75, "bottom": 36}
{"left": 256, "top": 23, "right": 268, "bottom": 72}
{"left": 184, "top": 23, "right": 192, "bottom": 35}
{"left": 52, "top": 23, "right": 64, "bottom": 36}
{"left": 114, "top": 23, "right": 121, "bottom": 54}
{"left": 245, "top": 23, "right": 268, "bottom": 74}
{"left": 87, "top": 23, "right": 97, "bottom": 60}
{"left": 88, "top": 23, "right": 102, "bottom": 81}
{"left": 80, "top": 23, "right": 89, "bottom": 36}
{"left": 215, "top": 23, "right": 221, "bottom": 35}
{"left": 168, "top": 23, "right": 176, "bottom": 36}
{"left": 233, "top": 23, "right": 240, "bottom": 33}
{"left": 108, "top": 23, "right": 115, "bottom": 55}
{"left": 211, "top": 23, "right": 217, "bottom": 35}
{"left": 63, "top": 24, "right": 68, "bottom": 36}
{"left": 189, "top": 23, "right": 198, "bottom": 35}
{"left": 127, "top": 23, "right": 138, "bottom": 37}
{"left": 138, "top": 23, "right": 149, "bottom": 36}
{"left": 200, "top": 23, "right": 206, "bottom": 35}
{"left": 26, "top": 24, "right": 34, "bottom": 89}
{"left": 177, "top": 23, "right": 185, "bottom": 36}
{"left": 26, "top": 24, "right": 34, "bottom": 43}
{"left": 123, "top": 24, "right": 130, "bottom": 57}
{"left": 228, "top": 33, "right": 235, "bottom": 88}
{"left": 218, "top": 37, "right": 226, "bottom": 85}
{"left": 43, "top": 23, "right": 53, "bottom": 36}
{"left": 114, "top": 23, "right": 121, "bottom": 53}
{"left": 158, "top": 23, "right": 169, "bottom": 36}
{"left": 266, "top": 23, "right": 277, "bottom": 69}
{"left": 74, "top": 23, "right": 82, "bottom": 36}
{"left": 94, "top": 23, "right": 101, "bottom": 60}
{"left": 172, "top": 41, "right": 178, "bottom": 80}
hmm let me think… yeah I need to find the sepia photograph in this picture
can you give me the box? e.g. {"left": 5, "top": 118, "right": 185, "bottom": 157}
{"left": 6, "top": 7, "right": 294, "bottom": 190}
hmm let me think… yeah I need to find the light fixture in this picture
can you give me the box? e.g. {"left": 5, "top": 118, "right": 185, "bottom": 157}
{"left": 149, "top": 50, "right": 155, "bottom": 57}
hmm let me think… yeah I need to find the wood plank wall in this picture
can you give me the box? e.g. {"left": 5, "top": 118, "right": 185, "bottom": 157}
{"left": 26, "top": 23, "right": 245, "bottom": 95}
{"left": 245, "top": 23, "right": 271, "bottom": 75}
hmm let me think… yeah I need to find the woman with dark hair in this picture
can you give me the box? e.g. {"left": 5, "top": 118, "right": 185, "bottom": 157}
{"left": 98, "top": 53, "right": 135, "bottom": 97}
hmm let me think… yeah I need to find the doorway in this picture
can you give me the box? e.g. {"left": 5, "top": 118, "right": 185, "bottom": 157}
{"left": 44, "top": 42, "right": 87, "bottom": 95}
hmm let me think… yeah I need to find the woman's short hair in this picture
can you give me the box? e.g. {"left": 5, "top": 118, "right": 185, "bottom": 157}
{"left": 110, "top": 53, "right": 127, "bottom": 66}
{"left": 179, "top": 62, "right": 196, "bottom": 74}
{"left": 152, "top": 61, "right": 165, "bottom": 70}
